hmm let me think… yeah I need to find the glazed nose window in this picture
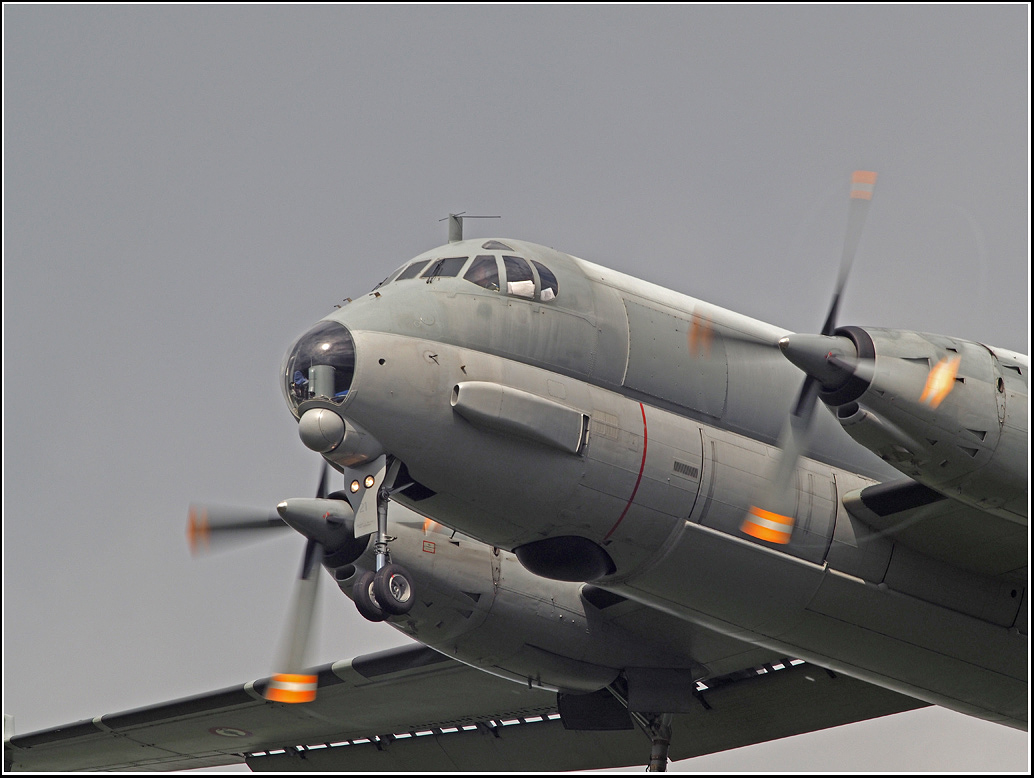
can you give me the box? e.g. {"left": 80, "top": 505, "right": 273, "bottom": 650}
{"left": 282, "top": 321, "right": 356, "bottom": 416}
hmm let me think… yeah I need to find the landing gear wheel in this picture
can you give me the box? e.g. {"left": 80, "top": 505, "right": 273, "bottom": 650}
{"left": 373, "top": 563, "right": 415, "bottom": 616}
{"left": 353, "top": 571, "right": 386, "bottom": 622}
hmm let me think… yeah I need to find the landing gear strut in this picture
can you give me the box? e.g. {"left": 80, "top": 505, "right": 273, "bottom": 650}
{"left": 604, "top": 681, "right": 674, "bottom": 772}
{"left": 351, "top": 466, "right": 416, "bottom": 621}
{"left": 643, "top": 713, "right": 673, "bottom": 772}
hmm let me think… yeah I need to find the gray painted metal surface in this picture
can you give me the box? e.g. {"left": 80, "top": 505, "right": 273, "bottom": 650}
{"left": 306, "top": 236, "right": 1026, "bottom": 730}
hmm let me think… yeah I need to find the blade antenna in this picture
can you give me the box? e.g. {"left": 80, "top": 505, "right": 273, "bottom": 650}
{"left": 439, "top": 213, "right": 500, "bottom": 242}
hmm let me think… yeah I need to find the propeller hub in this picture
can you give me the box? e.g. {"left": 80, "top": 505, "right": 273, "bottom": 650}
{"left": 779, "top": 334, "right": 856, "bottom": 391}
{"left": 277, "top": 498, "right": 355, "bottom": 548}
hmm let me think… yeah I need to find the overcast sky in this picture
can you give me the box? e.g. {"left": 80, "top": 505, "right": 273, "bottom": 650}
{"left": 3, "top": 5, "right": 1029, "bottom": 772}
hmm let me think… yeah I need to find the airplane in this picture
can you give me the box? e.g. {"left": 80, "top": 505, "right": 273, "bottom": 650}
{"left": 4, "top": 172, "right": 1027, "bottom": 771}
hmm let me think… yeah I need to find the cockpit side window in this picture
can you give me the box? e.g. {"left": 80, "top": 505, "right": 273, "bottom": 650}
{"left": 532, "top": 260, "right": 559, "bottom": 301}
{"left": 503, "top": 255, "right": 535, "bottom": 299}
{"left": 422, "top": 256, "right": 468, "bottom": 280}
{"left": 464, "top": 255, "right": 500, "bottom": 291}
{"left": 395, "top": 260, "right": 433, "bottom": 281}
{"left": 372, "top": 263, "right": 408, "bottom": 290}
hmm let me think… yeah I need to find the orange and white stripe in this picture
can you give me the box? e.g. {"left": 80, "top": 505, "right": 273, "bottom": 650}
{"left": 919, "top": 355, "right": 961, "bottom": 408}
{"left": 265, "top": 673, "right": 318, "bottom": 704}
{"left": 850, "top": 170, "right": 878, "bottom": 200}
{"left": 741, "top": 506, "right": 794, "bottom": 544}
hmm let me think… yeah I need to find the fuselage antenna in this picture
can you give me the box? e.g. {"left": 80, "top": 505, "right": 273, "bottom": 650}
{"left": 440, "top": 213, "right": 500, "bottom": 243}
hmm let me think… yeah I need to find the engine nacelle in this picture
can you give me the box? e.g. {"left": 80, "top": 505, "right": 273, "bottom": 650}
{"left": 820, "top": 326, "right": 1027, "bottom": 521}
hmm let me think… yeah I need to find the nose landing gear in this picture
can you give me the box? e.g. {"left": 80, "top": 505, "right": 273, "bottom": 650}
{"left": 352, "top": 571, "right": 386, "bottom": 622}
{"left": 352, "top": 561, "right": 417, "bottom": 621}
{"left": 349, "top": 463, "right": 417, "bottom": 622}
{"left": 373, "top": 563, "right": 415, "bottom": 615}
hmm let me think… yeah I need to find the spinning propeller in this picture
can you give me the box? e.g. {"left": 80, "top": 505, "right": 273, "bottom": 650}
{"left": 188, "top": 463, "right": 366, "bottom": 703}
{"left": 739, "top": 171, "right": 878, "bottom": 544}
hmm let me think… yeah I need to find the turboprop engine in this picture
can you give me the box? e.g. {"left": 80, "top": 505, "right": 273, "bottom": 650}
{"left": 780, "top": 325, "right": 1028, "bottom": 521}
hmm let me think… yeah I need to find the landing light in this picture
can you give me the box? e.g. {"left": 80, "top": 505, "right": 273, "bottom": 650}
{"left": 350, "top": 480, "right": 360, "bottom": 493}
{"left": 364, "top": 475, "right": 376, "bottom": 489}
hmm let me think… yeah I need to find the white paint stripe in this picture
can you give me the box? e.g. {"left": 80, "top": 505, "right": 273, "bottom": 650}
{"left": 746, "top": 514, "right": 793, "bottom": 534}
{"left": 271, "top": 680, "right": 318, "bottom": 693}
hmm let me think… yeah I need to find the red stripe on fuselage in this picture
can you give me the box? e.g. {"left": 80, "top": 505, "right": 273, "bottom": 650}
{"left": 603, "top": 402, "right": 648, "bottom": 541}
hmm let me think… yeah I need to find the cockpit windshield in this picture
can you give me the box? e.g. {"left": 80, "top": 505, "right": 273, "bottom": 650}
{"left": 282, "top": 321, "right": 356, "bottom": 417}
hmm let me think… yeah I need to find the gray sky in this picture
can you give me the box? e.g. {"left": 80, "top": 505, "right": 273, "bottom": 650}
{"left": 3, "top": 5, "right": 1029, "bottom": 772}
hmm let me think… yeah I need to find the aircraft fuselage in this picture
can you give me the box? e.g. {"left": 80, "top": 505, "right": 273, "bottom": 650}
{"left": 285, "top": 238, "right": 1027, "bottom": 728}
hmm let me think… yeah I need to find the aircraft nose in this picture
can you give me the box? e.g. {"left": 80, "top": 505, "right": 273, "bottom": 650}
{"left": 281, "top": 320, "right": 356, "bottom": 418}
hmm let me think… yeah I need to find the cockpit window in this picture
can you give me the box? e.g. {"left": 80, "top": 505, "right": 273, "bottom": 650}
{"left": 464, "top": 255, "right": 500, "bottom": 291}
{"left": 532, "top": 260, "right": 558, "bottom": 301}
{"left": 281, "top": 321, "right": 356, "bottom": 417}
{"left": 422, "top": 256, "right": 468, "bottom": 280}
{"left": 395, "top": 260, "right": 432, "bottom": 281}
{"left": 503, "top": 255, "right": 535, "bottom": 299}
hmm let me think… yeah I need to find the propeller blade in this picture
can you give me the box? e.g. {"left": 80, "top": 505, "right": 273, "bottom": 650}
{"left": 315, "top": 461, "right": 329, "bottom": 500}
{"left": 820, "top": 170, "right": 877, "bottom": 336}
{"left": 265, "top": 538, "right": 323, "bottom": 704}
{"left": 742, "top": 171, "right": 877, "bottom": 544}
{"left": 187, "top": 464, "right": 343, "bottom": 702}
{"left": 741, "top": 386, "right": 812, "bottom": 545}
{"left": 186, "top": 504, "right": 286, "bottom": 555}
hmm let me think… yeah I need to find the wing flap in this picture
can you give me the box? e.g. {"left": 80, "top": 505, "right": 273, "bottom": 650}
{"left": 245, "top": 660, "right": 926, "bottom": 771}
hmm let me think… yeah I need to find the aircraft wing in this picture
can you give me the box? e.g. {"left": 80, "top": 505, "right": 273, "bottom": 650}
{"left": 843, "top": 478, "right": 1028, "bottom": 583}
{"left": 5, "top": 642, "right": 926, "bottom": 772}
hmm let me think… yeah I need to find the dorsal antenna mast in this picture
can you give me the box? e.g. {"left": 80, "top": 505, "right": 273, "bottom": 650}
{"left": 440, "top": 213, "right": 500, "bottom": 243}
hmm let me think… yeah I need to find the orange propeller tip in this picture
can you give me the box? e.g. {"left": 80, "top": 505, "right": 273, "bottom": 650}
{"left": 850, "top": 171, "right": 878, "bottom": 200}
{"left": 265, "top": 673, "right": 318, "bottom": 704}
{"left": 741, "top": 505, "right": 794, "bottom": 544}
{"left": 186, "top": 506, "right": 209, "bottom": 556}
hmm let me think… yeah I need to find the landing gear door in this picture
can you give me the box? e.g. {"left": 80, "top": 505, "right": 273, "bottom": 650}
{"left": 351, "top": 455, "right": 387, "bottom": 537}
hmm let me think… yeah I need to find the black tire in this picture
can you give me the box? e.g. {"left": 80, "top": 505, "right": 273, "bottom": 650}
{"left": 372, "top": 564, "right": 416, "bottom": 616}
{"left": 352, "top": 571, "right": 386, "bottom": 622}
